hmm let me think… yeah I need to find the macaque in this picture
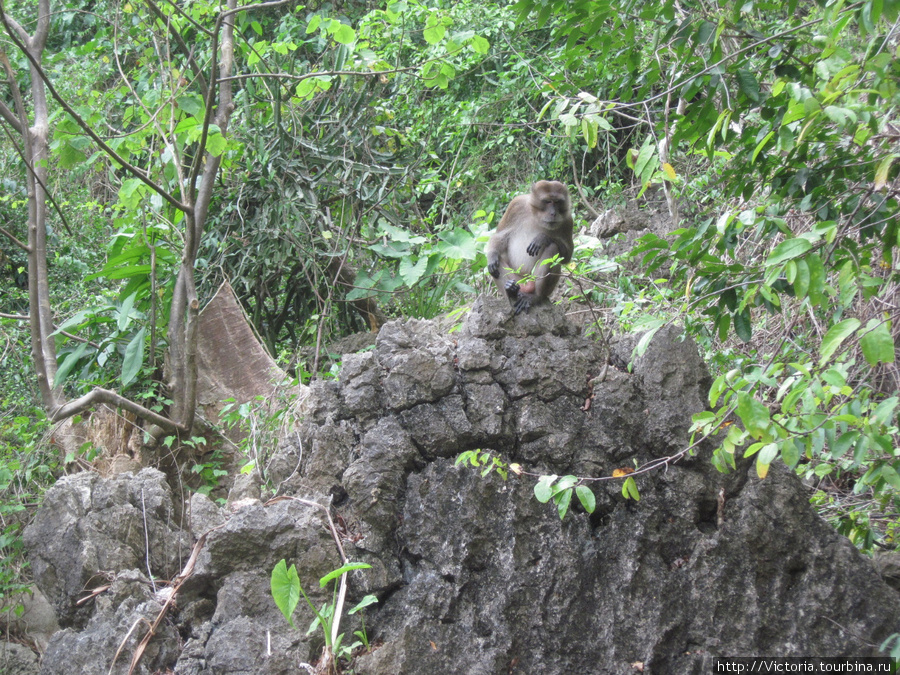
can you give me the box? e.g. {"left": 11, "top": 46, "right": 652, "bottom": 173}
{"left": 485, "top": 180, "right": 574, "bottom": 314}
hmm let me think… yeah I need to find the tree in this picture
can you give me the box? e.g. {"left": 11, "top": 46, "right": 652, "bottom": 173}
{"left": 0, "top": 0, "right": 255, "bottom": 442}
{"left": 0, "top": 0, "right": 491, "bottom": 446}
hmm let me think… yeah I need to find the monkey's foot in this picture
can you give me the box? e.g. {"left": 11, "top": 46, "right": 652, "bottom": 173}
{"left": 513, "top": 294, "right": 534, "bottom": 315}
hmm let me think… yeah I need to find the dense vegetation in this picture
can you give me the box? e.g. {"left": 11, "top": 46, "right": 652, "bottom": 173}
{"left": 2, "top": 0, "right": 899, "bottom": 657}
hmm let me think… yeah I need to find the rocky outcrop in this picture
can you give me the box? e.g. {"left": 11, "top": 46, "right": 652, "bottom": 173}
{"left": 23, "top": 298, "right": 900, "bottom": 674}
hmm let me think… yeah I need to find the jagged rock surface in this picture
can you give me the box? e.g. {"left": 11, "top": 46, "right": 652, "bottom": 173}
{"left": 24, "top": 298, "right": 900, "bottom": 674}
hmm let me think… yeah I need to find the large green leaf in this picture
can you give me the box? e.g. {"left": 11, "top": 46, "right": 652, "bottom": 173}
{"left": 765, "top": 239, "right": 812, "bottom": 266}
{"left": 819, "top": 318, "right": 861, "bottom": 365}
{"left": 860, "top": 319, "right": 895, "bottom": 366}
{"left": 271, "top": 559, "right": 301, "bottom": 629}
{"left": 121, "top": 327, "right": 147, "bottom": 387}
{"left": 736, "top": 391, "right": 770, "bottom": 439}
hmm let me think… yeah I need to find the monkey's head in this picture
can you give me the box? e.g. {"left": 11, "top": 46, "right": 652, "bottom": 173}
{"left": 529, "top": 180, "right": 571, "bottom": 226}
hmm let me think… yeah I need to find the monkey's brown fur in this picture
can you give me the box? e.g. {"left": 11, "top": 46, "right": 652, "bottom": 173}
{"left": 485, "top": 180, "right": 574, "bottom": 314}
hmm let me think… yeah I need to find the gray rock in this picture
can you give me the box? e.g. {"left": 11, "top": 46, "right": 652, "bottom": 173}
{"left": 39, "top": 569, "right": 180, "bottom": 675}
{"left": 25, "top": 298, "right": 900, "bottom": 675}
{"left": 0, "top": 642, "right": 39, "bottom": 675}
{"left": 22, "top": 468, "right": 191, "bottom": 628}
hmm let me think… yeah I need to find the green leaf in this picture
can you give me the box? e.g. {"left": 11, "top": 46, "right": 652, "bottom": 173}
{"left": 793, "top": 258, "right": 810, "bottom": 298}
{"left": 398, "top": 256, "right": 428, "bottom": 286}
{"left": 121, "top": 327, "right": 146, "bottom": 387}
{"left": 875, "top": 153, "right": 898, "bottom": 190}
{"left": 470, "top": 35, "right": 489, "bottom": 54}
{"left": 737, "top": 391, "right": 770, "bottom": 439}
{"left": 349, "top": 594, "right": 379, "bottom": 614}
{"left": 319, "top": 562, "right": 372, "bottom": 587}
{"left": 555, "top": 487, "right": 573, "bottom": 519}
{"left": 575, "top": 485, "right": 596, "bottom": 513}
{"left": 782, "top": 438, "right": 801, "bottom": 468}
{"left": 751, "top": 130, "right": 775, "bottom": 163}
{"left": 176, "top": 95, "right": 204, "bottom": 116}
{"left": 534, "top": 475, "right": 557, "bottom": 503}
{"left": 831, "top": 431, "right": 859, "bottom": 460}
{"left": 622, "top": 476, "right": 640, "bottom": 501}
{"left": 806, "top": 253, "right": 826, "bottom": 305}
{"left": 860, "top": 320, "right": 895, "bottom": 366}
{"left": 57, "top": 141, "right": 87, "bottom": 169}
{"left": 872, "top": 397, "right": 898, "bottom": 426}
{"left": 733, "top": 308, "right": 752, "bottom": 343}
{"left": 271, "top": 559, "right": 301, "bottom": 629}
{"left": 553, "top": 475, "right": 579, "bottom": 493}
{"left": 117, "top": 292, "right": 138, "bottom": 332}
{"left": 765, "top": 239, "right": 812, "bottom": 266}
{"left": 423, "top": 23, "right": 446, "bottom": 45}
{"left": 880, "top": 464, "right": 900, "bottom": 491}
{"left": 633, "top": 320, "right": 665, "bottom": 358}
{"left": 436, "top": 229, "right": 477, "bottom": 260}
{"left": 206, "top": 132, "right": 228, "bottom": 157}
{"left": 736, "top": 69, "right": 760, "bottom": 102}
{"left": 331, "top": 22, "right": 356, "bottom": 44}
{"left": 633, "top": 136, "right": 656, "bottom": 183}
{"left": 54, "top": 341, "right": 90, "bottom": 387}
{"left": 819, "top": 318, "right": 861, "bottom": 365}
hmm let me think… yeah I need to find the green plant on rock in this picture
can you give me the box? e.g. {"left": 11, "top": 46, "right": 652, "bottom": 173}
{"left": 271, "top": 559, "right": 378, "bottom": 673}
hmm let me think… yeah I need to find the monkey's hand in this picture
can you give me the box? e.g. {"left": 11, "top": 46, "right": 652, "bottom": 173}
{"left": 504, "top": 279, "right": 520, "bottom": 300}
{"left": 526, "top": 233, "right": 553, "bottom": 257}
{"left": 487, "top": 253, "right": 501, "bottom": 278}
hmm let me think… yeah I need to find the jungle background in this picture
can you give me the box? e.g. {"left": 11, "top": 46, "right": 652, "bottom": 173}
{"left": 1, "top": 0, "right": 899, "bottom": 657}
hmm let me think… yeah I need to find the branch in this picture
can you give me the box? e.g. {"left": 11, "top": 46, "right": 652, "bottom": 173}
{"left": 143, "top": 0, "right": 208, "bottom": 96}
{"left": 0, "top": 121, "right": 74, "bottom": 236}
{"left": 221, "top": 0, "right": 295, "bottom": 19}
{"left": 0, "top": 48, "right": 26, "bottom": 134}
{"left": 0, "top": 225, "right": 29, "bottom": 252}
{"left": 0, "top": 9, "right": 191, "bottom": 214}
{"left": 50, "top": 388, "right": 183, "bottom": 433}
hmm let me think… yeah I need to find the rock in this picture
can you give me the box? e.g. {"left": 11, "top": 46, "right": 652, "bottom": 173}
{"left": 22, "top": 468, "right": 192, "bottom": 628}
{"left": 0, "top": 586, "right": 59, "bottom": 651}
{"left": 40, "top": 569, "right": 180, "bottom": 675}
{"left": 23, "top": 298, "right": 900, "bottom": 674}
{"left": 0, "top": 642, "right": 39, "bottom": 675}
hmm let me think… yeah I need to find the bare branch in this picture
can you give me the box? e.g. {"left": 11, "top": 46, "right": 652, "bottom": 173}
{"left": 50, "top": 388, "right": 183, "bottom": 433}
{"left": 221, "top": 0, "right": 295, "bottom": 19}
{"left": 0, "top": 225, "right": 29, "bottom": 252}
{"left": 0, "top": 98, "right": 22, "bottom": 131}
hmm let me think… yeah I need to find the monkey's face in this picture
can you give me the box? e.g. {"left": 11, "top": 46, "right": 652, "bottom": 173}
{"left": 530, "top": 180, "right": 570, "bottom": 226}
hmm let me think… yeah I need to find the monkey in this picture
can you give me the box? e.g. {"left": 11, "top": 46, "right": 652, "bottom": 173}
{"left": 485, "top": 180, "right": 574, "bottom": 314}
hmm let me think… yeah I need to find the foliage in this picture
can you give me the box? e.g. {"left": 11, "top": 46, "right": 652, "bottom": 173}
{"left": 455, "top": 450, "right": 608, "bottom": 520}
{"left": 506, "top": 0, "right": 900, "bottom": 554}
{"left": 271, "top": 558, "right": 377, "bottom": 671}
{"left": 0, "top": 410, "right": 54, "bottom": 613}
{"left": 219, "top": 387, "right": 300, "bottom": 486}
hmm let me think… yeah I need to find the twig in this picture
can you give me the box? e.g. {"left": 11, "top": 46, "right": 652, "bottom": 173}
{"left": 124, "top": 528, "right": 216, "bottom": 675}
{"left": 140, "top": 489, "right": 156, "bottom": 593}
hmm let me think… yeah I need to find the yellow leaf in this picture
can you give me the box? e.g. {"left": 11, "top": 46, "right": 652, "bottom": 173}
{"left": 875, "top": 153, "right": 897, "bottom": 190}
{"left": 662, "top": 162, "right": 677, "bottom": 180}
{"left": 509, "top": 463, "right": 523, "bottom": 476}
{"left": 612, "top": 467, "right": 634, "bottom": 478}
{"left": 756, "top": 459, "right": 769, "bottom": 479}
